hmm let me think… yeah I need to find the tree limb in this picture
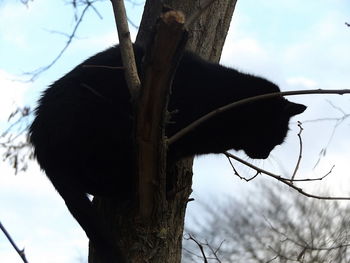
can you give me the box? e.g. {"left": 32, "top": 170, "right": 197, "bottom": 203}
{"left": 110, "top": 0, "right": 141, "bottom": 98}
{"left": 0, "top": 220, "right": 29, "bottom": 263}
{"left": 24, "top": 0, "right": 100, "bottom": 81}
{"left": 168, "top": 89, "right": 350, "bottom": 145}
{"left": 136, "top": 9, "right": 187, "bottom": 220}
{"left": 291, "top": 121, "right": 303, "bottom": 182}
{"left": 224, "top": 151, "right": 347, "bottom": 200}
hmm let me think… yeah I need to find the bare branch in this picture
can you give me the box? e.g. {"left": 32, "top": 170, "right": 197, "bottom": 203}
{"left": 1, "top": 106, "right": 31, "bottom": 137}
{"left": 223, "top": 151, "right": 347, "bottom": 200}
{"left": 19, "top": 0, "right": 32, "bottom": 6}
{"left": 24, "top": 0, "right": 101, "bottom": 81}
{"left": 306, "top": 102, "right": 350, "bottom": 168}
{"left": 0, "top": 220, "right": 29, "bottom": 263}
{"left": 135, "top": 9, "right": 187, "bottom": 219}
{"left": 265, "top": 255, "right": 279, "bottom": 263}
{"left": 127, "top": 16, "right": 139, "bottom": 30}
{"left": 327, "top": 99, "right": 347, "bottom": 115}
{"left": 185, "top": 181, "right": 350, "bottom": 263}
{"left": 41, "top": 28, "right": 79, "bottom": 39}
{"left": 185, "top": 234, "right": 209, "bottom": 263}
{"left": 184, "top": 233, "right": 224, "bottom": 262}
{"left": 291, "top": 121, "right": 303, "bottom": 182}
{"left": 168, "top": 89, "right": 350, "bottom": 146}
{"left": 1, "top": 106, "right": 33, "bottom": 174}
{"left": 225, "top": 154, "right": 259, "bottom": 182}
{"left": 265, "top": 216, "right": 350, "bottom": 261}
{"left": 206, "top": 239, "right": 224, "bottom": 263}
{"left": 224, "top": 151, "right": 334, "bottom": 183}
{"left": 110, "top": 0, "right": 141, "bottom": 98}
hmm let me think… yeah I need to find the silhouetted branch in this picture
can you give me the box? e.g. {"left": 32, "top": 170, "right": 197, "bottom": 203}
{"left": 135, "top": 9, "right": 187, "bottom": 219}
{"left": 20, "top": 0, "right": 32, "bottom": 6}
{"left": 264, "top": 216, "right": 350, "bottom": 262}
{"left": 306, "top": 101, "right": 350, "bottom": 168}
{"left": 2, "top": 107, "right": 31, "bottom": 137}
{"left": 110, "top": 0, "right": 141, "bottom": 97}
{"left": 184, "top": 181, "right": 350, "bottom": 262}
{"left": 1, "top": 106, "right": 33, "bottom": 174}
{"left": 168, "top": 89, "right": 350, "bottom": 146}
{"left": 184, "top": 233, "right": 223, "bottom": 263}
{"left": 24, "top": 0, "right": 101, "bottom": 81}
{"left": 0, "top": 220, "right": 29, "bottom": 263}
{"left": 224, "top": 151, "right": 342, "bottom": 200}
{"left": 225, "top": 152, "right": 333, "bottom": 183}
{"left": 291, "top": 121, "right": 303, "bottom": 182}
{"left": 185, "top": 234, "right": 209, "bottom": 263}
{"left": 225, "top": 154, "right": 259, "bottom": 182}
{"left": 41, "top": 28, "right": 81, "bottom": 39}
{"left": 127, "top": 17, "right": 139, "bottom": 30}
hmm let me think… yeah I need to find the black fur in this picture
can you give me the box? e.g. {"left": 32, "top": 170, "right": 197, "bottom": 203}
{"left": 29, "top": 45, "right": 306, "bottom": 262}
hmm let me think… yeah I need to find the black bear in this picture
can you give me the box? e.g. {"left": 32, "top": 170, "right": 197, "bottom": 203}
{"left": 30, "top": 45, "right": 306, "bottom": 262}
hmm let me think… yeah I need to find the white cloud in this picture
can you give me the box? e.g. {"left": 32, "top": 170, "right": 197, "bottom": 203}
{"left": 286, "top": 77, "right": 318, "bottom": 89}
{"left": 0, "top": 161, "right": 88, "bottom": 263}
{"left": 222, "top": 37, "right": 268, "bottom": 64}
{"left": 221, "top": 36, "right": 277, "bottom": 78}
{"left": 0, "top": 0, "right": 48, "bottom": 49}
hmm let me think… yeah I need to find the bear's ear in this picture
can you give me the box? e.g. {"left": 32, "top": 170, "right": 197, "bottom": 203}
{"left": 284, "top": 101, "right": 307, "bottom": 117}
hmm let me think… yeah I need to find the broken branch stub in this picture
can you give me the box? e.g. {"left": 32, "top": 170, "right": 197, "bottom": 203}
{"left": 136, "top": 9, "right": 187, "bottom": 220}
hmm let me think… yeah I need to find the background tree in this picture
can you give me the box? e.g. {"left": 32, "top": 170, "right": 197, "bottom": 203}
{"left": 183, "top": 180, "right": 350, "bottom": 263}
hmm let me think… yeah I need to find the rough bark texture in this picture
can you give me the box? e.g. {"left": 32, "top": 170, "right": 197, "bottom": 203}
{"left": 89, "top": 0, "right": 238, "bottom": 262}
{"left": 137, "top": 0, "right": 237, "bottom": 61}
{"left": 135, "top": 10, "right": 187, "bottom": 222}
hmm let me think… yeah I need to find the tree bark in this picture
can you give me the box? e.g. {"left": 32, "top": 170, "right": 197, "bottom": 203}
{"left": 89, "top": 0, "right": 238, "bottom": 262}
{"left": 137, "top": 0, "right": 238, "bottom": 61}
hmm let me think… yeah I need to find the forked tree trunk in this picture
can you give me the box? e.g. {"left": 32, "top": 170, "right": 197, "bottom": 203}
{"left": 89, "top": 1, "right": 238, "bottom": 262}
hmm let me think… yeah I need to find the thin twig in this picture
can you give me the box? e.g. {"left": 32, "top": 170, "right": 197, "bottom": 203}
{"left": 1, "top": 107, "right": 31, "bottom": 137}
{"left": 302, "top": 117, "right": 345, "bottom": 123}
{"left": 41, "top": 28, "right": 79, "bottom": 39}
{"left": 135, "top": 9, "right": 187, "bottom": 220}
{"left": 127, "top": 17, "right": 139, "bottom": 30}
{"left": 185, "top": 234, "right": 209, "bottom": 263}
{"left": 265, "top": 216, "right": 350, "bottom": 256}
{"left": 24, "top": 0, "right": 100, "bottom": 81}
{"left": 327, "top": 100, "right": 347, "bottom": 115}
{"left": 224, "top": 152, "right": 334, "bottom": 183}
{"left": 311, "top": 101, "right": 350, "bottom": 168}
{"left": 291, "top": 121, "right": 303, "bottom": 182}
{"left": 224, "top": 152, "right": 348, "bottom": 200}
{"left": 168, "top": 89, "right": 350, "bottom": 146}
{"left": 225, "top": 154, "right": 259, "bottom": 182}
{"left": 0, "top": 220, "right": 29, "bottom": 263}
{"left": 20, "top": 0, "right": 32, "bottom": 6}
{"left": 110, "top": 0, "right": 141, "bottom": 98}
{"left": 206, "top": 239, "right": 223, "bottom": 263}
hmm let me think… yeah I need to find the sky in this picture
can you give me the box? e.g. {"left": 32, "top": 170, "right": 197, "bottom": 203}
{"left": 0, "top": 0, "right": 350, "bottom": 262}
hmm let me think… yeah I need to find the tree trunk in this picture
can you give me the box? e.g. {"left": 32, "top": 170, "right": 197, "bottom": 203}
{"left": 89, "top": 0, "right": 238, "bottom": 262}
